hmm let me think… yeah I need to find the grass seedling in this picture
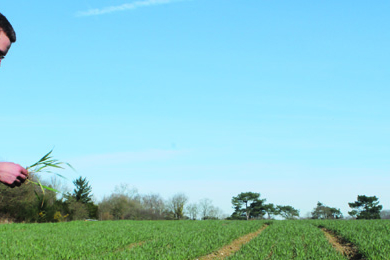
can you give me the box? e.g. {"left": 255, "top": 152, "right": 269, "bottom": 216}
{"left": 26, "top": 149, "right": 74, "bottom": 206}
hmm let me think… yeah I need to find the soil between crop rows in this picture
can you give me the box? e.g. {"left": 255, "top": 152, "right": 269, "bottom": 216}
{"left": 197, "top": 224, "right": 269, "bottom": 260}
{"left": 320, "top": 228, "right": 364, "bottom": 260}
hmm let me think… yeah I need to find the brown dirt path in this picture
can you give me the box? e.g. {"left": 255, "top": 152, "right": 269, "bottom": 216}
{"left": 321, "top": 228, "right": 364, "bottom": 260}
{"left": 197, "top": 224, "right": 269, "bottom": 260}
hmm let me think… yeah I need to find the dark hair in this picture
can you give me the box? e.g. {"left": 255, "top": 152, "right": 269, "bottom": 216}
{"left": 0, "top": 13, "right": 16, "bottom": 43}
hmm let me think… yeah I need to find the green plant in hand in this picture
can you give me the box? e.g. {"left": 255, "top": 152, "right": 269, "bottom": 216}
{"left": 26, "top": 149, "right": 73, "bottom": 201}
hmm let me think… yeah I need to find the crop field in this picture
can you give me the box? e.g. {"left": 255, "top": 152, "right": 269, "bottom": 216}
{"left": 0, "top": 220, "right": 389, "bottom": 259}
{"left": 311, "top": 219, "right": 390, "bottom": 259}
{"left": 228, "top": 221, "right": 346, "bottom": 259}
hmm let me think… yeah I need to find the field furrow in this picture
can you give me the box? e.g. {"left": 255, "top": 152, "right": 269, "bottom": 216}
{"left": 320, "top": 227, "right": 363, "bottom": 260}
{"left": 227, "top": 221, "right": 347, "bottom": 260}
{"left": 197, "top": 224, "right": 269, "bottom": 260}
{"left": 311, "top": 220, "right": 390, "bottom": 260}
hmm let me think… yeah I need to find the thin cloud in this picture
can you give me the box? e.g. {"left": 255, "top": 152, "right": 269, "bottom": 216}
{"left": 76, "top": 0, "right": 182, "bottom": 17}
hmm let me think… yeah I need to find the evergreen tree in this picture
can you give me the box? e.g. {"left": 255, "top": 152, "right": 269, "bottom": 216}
{"left": 66, "top": 176, "right": 97, "bottom": 219}
{"left": 348, "top": 195, "right": 382, "bottom": 219}
{"left": 231, "top": 192, "right": 266, "bottom": 220}
{"left": 311, "top": 202, "right": 343, "bottom": 219}
{"left": 276, "top": 205, "right": 300, "bottom": 219}
{"left": 72, "top": 176, "right": 93, "bottom": 204}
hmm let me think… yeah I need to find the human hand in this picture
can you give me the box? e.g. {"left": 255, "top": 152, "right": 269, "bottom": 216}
{"left": 0, "top": 162, "right": 29, "bottom": 188}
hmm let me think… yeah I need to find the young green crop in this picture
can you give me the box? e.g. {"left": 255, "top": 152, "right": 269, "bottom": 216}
{"left": 311, "top": 219, "right": 390, "bottom": 259}
{"left": 228, "top": 221, "right": 347, "bottom": 260}
{"left": 0, "top": 220, "right": 265, "bottom": 259}
{"left": 2, "top": 220, "right": 390, "bottom": 259}
{"left": 23, "top": 149, "right": 73, "bottom": 208}
{"left": 26, "top": 149, "right": 72, "bottom": 192}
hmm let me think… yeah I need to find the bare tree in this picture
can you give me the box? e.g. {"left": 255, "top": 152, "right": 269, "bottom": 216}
{"left": 186, "top": 203, "right": 198, "bottom": 220}
{"left": 208, "top": 205, "right": 224, "bottom": 220}
{"left": 167, "top": 193, "right": 188, "bottom": 220}
{"left": 141, "top": 193, "right": 165, "bottom": 219}
{"left": 114, "top": 183, "right": 140, "bottom": 201}
{"left": 380, "top": 210, "right": 390, "bottom": 219}
{"left": 199, "top": 198, "right": 213, "bottom": 220}
{"left": 99, "top": 193, "right": 143, "bottom": 220}
{"left": 49, "top": 176, "right": 70, "bottom": 199}
{"left": 98, "top": 184, "right": 143, "bottom": 220}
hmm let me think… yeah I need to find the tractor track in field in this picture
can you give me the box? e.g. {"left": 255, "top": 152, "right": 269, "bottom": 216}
{"left": 116, "top": 241, "right": 146, "bottom": 252}
{"left": 196, "top": 224, "right": 269, "bottom": 260}
{"left": 89, "top": 240, "right": 147, "bottom": 259}
{"left": 320, "top": 227, "right": 365, "bottom": 260}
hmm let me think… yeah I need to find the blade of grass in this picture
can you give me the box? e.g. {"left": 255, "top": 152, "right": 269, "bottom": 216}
{"left": 40, "top": 185, "right": 60, "bottom": 193}
{"left": 26, "top": 149, "right": 74, "bottom": 208}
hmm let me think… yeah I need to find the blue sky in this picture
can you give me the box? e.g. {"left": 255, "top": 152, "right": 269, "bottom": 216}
{"left": 1, "top": 0, "right": 389, "bottom": 217}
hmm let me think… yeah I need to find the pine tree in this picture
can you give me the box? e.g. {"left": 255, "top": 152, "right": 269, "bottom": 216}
{"left": 348, "top": 195, "right": 383, "bottom": 219}
{"left": 72, "top": 176, "right": 93, "bottom": 204}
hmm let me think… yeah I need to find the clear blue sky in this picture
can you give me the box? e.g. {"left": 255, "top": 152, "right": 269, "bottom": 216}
{"left": 1, "top": 0, "right": 389, "bottom": 217}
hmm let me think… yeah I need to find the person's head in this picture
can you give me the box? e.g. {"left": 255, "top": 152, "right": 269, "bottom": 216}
{"left": 0, "top": 13, "right": 16, "bottom": 66}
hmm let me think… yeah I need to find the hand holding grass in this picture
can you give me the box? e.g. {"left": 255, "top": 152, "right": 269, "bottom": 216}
{"left": 0, "top": 150, "right": 71, "bottom": 195}
{"left": 0, "top": 162, "right": 28, "bottom": 188}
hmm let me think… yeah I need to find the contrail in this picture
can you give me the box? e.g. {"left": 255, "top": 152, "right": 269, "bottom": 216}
{"left": 76, "top": 0, "right": 183, "bottom": 17}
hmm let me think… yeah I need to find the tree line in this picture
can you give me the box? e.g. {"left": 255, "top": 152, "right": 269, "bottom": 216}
{"left": 0, "top": 177, "right": 388, "bottom": 223}
{"left": 229, "top": 192, "right": 387, "bottom": 220}
{"left": 0, "top": 176, "right": 226, "bottom": 223}
{"left": 228, "top": 192, "right": 300, "bottom": 220}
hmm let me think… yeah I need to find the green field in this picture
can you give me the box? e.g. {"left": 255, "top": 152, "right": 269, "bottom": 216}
{"left": 1, "top": 220, "right": 389, "bottom": 259}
